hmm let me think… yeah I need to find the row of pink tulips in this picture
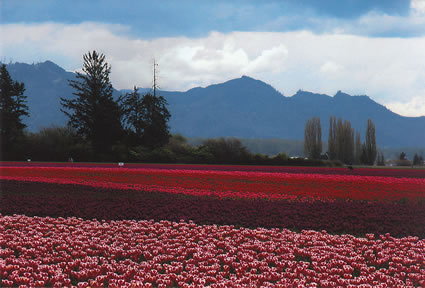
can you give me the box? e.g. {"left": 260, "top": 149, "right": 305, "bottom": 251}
{"left": 1, "top": 214, "right": 424, "bottom": 287}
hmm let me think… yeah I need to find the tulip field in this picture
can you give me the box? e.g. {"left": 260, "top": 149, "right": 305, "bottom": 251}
{"left": 1, "top": 163, "right": 425, "bottom": 287}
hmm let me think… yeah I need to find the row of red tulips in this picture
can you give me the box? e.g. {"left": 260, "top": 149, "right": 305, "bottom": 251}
{"left": 1, "top": 166, "right": 425, "bottom": 202}
{"left": 1, "top": 214, "right": 424, "bottom": 287}
{"left": 2, "top": 180, "right": 424, "bottom": 238}
{"left": 2, "top": 162, "right": 425, "bottom": 178}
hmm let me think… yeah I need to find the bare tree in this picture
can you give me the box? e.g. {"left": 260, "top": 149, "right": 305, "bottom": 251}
{"left": 354, "top": 131, "right": 362, "bottom": 165}
{"left": 335, "top": 117, "right": 354, "bottom": 164}
{"left": 328, "top": 116, "right": 337, "bottom": 160}
{"left": 304, "top": 117, "right": 322, "bottom": 159}
{"left": 365, "top": 119, "right": 377, "bottom": 165}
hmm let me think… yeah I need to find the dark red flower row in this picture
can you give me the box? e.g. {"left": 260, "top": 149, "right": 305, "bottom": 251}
{"left": 2, "top": 180, "right": 424, "bottom": 238}
{"left": 2, "top": 161, "right": 425, "bottom": 178}
{"left": 2, "top": 166, "right": 425, "bottom": 202}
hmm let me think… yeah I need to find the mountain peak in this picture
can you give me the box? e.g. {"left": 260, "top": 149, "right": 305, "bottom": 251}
{"left": 240, "top": 75, "right": 254, "bottom": 80}
{"left": 36, "top": 60, "right": 66, "bottom": 73}
{"left": 6, "top": 60, "right": 425, "bottom": 147}
{"left": 293, "top": 89, "right": 330, "bottom": 100}
{"left": 334, "top": 90, "right": 351, "bottom": 98}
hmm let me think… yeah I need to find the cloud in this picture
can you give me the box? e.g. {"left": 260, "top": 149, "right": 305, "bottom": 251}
{"left": 2, "top": 22, "right": 425, "bottom": 117}
{"left": 320, "top": 61, "right": 343, "bottom": 74}
{"left": 1, "top": 1, "right": 417, "bottom": 39}
{"left": 386, "top": 96, "right": 425, "bottom": 117}
{"left": 243, "top": 45, "right": 288, "bottom": 74}
{"left": 411, "top": 0, "right": 425, "bottom": 14}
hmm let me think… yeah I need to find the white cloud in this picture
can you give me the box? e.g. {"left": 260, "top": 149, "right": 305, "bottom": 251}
{"left": 346, "top": 11, "right": 425, "bottom": 36}
{"left": 386, "top": 96, "right": 425, "bottom": 117}
{"left": 320, "top": 61, "right": 343, "bottom": 74}
{"left": 243, "top": 44, "right": 288, "bottom": 74}
{"left": 2, "top": 23, "right": 425, "bottom": 116}
{"left": 411, "top": 0, "right": 425, "bottom": 15}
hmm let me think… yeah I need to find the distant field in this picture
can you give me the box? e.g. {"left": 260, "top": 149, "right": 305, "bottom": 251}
{"left": 1, "top": 161, "right": 425, "bottom": 177}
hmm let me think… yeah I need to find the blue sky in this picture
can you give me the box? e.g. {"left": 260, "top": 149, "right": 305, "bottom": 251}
{"left": 2, "top": 0, "right": 425, "bottom": 116}
{"left": 1, "top": 0, "right": 416, "bottom": 37}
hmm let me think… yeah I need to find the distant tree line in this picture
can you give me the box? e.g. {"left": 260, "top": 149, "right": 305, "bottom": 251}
{"left": 1, "top": 51, "right": 422, "bottom": 167}
{"left": 0, "top": 51, "right": 337, "bottom": 166}
{"left": 304, "top": 116, "right": 380, "bottom": 165}
{"left": 392, "top": 151, "right": 424, "bottom": 166}
{"left": 58, "top": 50, "right": 171, "bottom": 161}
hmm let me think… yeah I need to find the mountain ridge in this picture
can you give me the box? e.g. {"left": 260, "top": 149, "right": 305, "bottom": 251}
{"left": 4, "top": 61, "right": 425, "bottom": 147}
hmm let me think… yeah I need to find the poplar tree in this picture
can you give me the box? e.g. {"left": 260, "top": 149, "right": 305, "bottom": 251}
{"left": 304, "top": 117, "right": 322, "bottom": 159}
{"left": 365, "top": 119, "right": 377, "bottom": 165}
{"left": 354, "top": 131, "right": 362, "bottom": 165}
{"left": 332, "top": 117, "right": 355, "bottom": 164}
{"left": 328, "top": 116, "right": 337, "bottom": 160}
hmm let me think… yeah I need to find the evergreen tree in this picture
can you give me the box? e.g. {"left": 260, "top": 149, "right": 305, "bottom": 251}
{"left": 304, "top": 117, "right": 322, "bottom": 159}
{"left": 139, "top": 92, "right": 171, "bottom": 148}
{"left": 365, "top": 119, "right": 377, "bottom": 165}
{"left": 121, "top": 86, "right": 145, "bottom": 144}
{"left": 413, "top": 153, "right": 421, "bottom": 165}
{"left": 60, "top": 51, "right": 123, "bottom": 156}
{"left": 0, "top": 64, "right": 29, "bottom": 160}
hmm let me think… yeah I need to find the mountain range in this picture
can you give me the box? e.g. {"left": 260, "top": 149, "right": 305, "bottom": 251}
{"left": 5, "top": 61, "right": 425, "bottom": 148}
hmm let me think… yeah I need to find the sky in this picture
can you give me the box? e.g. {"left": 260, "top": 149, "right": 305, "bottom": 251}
{"left": 1, "top": 0, "right": 425, "bottom": 117}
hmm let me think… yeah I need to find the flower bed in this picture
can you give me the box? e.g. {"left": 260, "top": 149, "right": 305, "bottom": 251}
{"left": 1, "top": 180, "right": 424, "bottom": 238}
{"left": 1, "top": 166, "right": 425, "bottom": 202}
{"left": 2, "top": 161, "right": 425, "bottom": 178}
{"left": 1, "top": 214, "right": 424, "bottom": 287}
{"left": 1, "top": 164, "right": 425, "bottom": 287}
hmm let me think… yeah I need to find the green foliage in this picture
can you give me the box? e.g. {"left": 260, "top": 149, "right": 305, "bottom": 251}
{"left": 22, "top": 126, "right": 91, "bottom": 162}
{"left": 60, "top": 51, "right": 123, "bottom": 156}
{"left": 376, "top": 151, "right": 385, "bottom": 166}
{"left": 0, "top": 64, "right": 29, "bottom": 160}
{"left": 413, "top": 153, "right": 424, "bottom": 166}
{"left": 139, "top": 93, "right": 171, "bottom": 148}
{"left": 271, "top": 152, "right": 289, "bottom": 163}
{"left": 132, "top": 146, "right": 175, "bottom": 163}
{"left": 396, "top": 159, "right": 412, "bottom": 166}
{"left": 121, "top": 88, "right": 171, "bottom": 148}
{"left": 121, "top": 86, "right": 145, "bottom": 142}
{"left": 188, "top": 137, "right": 304, "bottom": 156}
{"left": 201, "top": 137, "right": 252, "bottom": 164}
